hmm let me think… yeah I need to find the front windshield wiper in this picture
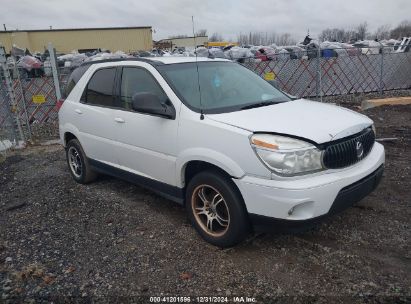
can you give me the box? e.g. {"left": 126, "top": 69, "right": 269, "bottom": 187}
{"left": 240, "top": 100, "right": 280, "bottom": 110}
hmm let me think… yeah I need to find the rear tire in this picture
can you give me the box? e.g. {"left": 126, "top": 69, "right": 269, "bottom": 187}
{"left": 66, "top": 139, "right": 97, "bottom": 184}
{"left": 186, "top": 170, "right": 250, "bottom": 247}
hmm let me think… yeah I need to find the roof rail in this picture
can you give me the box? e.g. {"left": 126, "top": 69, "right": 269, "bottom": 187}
{"left": 79, "top": 57, "right": 163, "bottom": 67}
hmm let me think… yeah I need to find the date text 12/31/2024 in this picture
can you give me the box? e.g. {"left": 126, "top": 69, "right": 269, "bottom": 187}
{"left": 149, "top": 296, "right": 257, "bottom": 303}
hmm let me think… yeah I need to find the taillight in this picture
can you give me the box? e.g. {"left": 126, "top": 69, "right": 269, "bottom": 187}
{"left": 56, "top": 99, "right": 65, "bottom": 110}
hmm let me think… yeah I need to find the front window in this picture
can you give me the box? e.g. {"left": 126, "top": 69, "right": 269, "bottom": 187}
{"left": 157, "top": 61, "right": 290, "bottom": 114}
{"left": 120, "top": 67, "right": 168, "bottom": 110}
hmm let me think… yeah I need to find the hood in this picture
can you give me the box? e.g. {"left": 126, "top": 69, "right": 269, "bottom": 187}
{"left": 207, "top": 99, "right": 373, "bottom": 144}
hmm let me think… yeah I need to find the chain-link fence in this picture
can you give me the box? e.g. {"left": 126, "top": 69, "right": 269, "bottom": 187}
{"left": 0, "top": 44, "right": 70, "bottom": 152}
{"left": 241, "top": 46, "right": 411, "bottom": 99}
{"left": 14, "top": 70, "right": 61, "bottom": 139}
{"left": 0, "top": 44, "right": 410, "bottom": 151}
{"left": 0, "top": 60, "right": 27, "bottom": 156}
{"left": 0, "top": 67, "right": 14, "bottom": 157}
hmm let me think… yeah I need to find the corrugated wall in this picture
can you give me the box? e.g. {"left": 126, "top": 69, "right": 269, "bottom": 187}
{"left": 0, "top": 32, "right": 19, "bottom": 52}
{"left": 0, "top": 28, "right": 153, "bottom": 53}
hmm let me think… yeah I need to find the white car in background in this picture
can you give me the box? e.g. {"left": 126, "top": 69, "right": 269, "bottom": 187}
{"left": 394, "top": 37, "right": 411, "bottom": 53}
{"left": 59, "top": 57, "right": 385, "bottom": 247}
{"left": 353, "top": 40, "right": 383, "bottom": 55}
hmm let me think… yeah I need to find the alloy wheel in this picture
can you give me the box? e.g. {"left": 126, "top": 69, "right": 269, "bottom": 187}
{"left": 191, "top": 184, "right": 230, "bottom": 237}
{"left": 68, "top": 146, "right": 82, "bottom": 178}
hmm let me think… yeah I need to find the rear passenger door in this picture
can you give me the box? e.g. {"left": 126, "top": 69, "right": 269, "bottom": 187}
{"left": 112, "top": 65, "right": 179, "bottom": 186}
{"left": 73, "top": 66, "right": 119, "bottom": 166}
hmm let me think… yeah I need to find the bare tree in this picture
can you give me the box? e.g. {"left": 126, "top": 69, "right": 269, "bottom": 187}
{"left": 195, "top": 29, "right": 207, "bottom": 37}
{"left": 209, "top": 32, "right": 223, "bottom": 42}
{"left": 390, "top": 20, "right": 411, "bottom": 39}
{"left": 237, "top": 31, "right": 295, "bottom": 46}
{"left": 276, "top": 33, "right": 296, "bottom": 46}
{"left": 320, "top": 28, "right": 343, "bottom": 42}
{"left": 374, "top": 25, "right": 391, "bottom": 40}
{"left": 267, "top": 32, "right": 278, "bottom": 45}
{"left": 319, "top": 28, "right": 332, "bottom": 41}
{"left": 345, "top": 30, "right": 359, "bottom": 43}
{"left": 320, "top": 23, "right": 392, "bottom": 43}
{"left": 237, "top": 32, "right": 264, "bottom": 45}
{"left": 250, "top": 32, "right": 263, "bottom": 45}
{"left": 355, "top": 22, "right": 369, "bottom": 41}
{"left": 319, "top": 28, "right": 357, "bottom": 42}
{"left": 237, "top": 33, "right": 248, "bottom": 45}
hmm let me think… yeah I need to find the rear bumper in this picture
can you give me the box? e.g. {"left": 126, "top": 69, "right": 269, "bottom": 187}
{"left": 249, "top": 164, "right": 384, "bottom": 232}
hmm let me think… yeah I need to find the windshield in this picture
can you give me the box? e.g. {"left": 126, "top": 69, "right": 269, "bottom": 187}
{"left": 157, "top": 61, "right": 290, "bottom": 114}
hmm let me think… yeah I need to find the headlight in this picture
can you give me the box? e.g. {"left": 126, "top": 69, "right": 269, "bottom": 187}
{"left": 250, "top": 134, "right": 324, "bottom": 176}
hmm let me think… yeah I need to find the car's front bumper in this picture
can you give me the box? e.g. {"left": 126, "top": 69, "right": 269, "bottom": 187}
{"left": 233, "top": 142, "right": 385, "bottom": 231}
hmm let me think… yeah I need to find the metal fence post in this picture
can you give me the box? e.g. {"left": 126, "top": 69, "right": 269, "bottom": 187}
{"left": 15, "top": 68, "right": 32, "bottom": 139}
{"left": 316, "top": 46, "right": 320, "bottom": 99}
{"left": 48, "top": 42, "right": 62, "bottom": 100}
{"left": 0, "top": 45, "right": 25, "bottom": 145}
{"left": 0, "top": 76, "right": 18, "bottom": 145}
{"left": 379, "top": 47, "right": 384, "bottom": 96}
{"left": 317, "top": 43, "right": 323, "bottom": 102}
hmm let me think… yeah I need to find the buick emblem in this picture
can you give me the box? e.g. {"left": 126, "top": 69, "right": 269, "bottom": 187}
{"left": 356, "top": 141, "right": 364, "bottom": 158}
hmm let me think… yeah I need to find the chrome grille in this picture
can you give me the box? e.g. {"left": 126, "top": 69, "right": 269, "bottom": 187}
{"left": 322, "top": 128, "right": 375, "bottom": 169}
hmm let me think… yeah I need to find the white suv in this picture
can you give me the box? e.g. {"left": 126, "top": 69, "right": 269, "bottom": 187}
{"left": 59, "top": 57, "right": 385, "bottom": 247}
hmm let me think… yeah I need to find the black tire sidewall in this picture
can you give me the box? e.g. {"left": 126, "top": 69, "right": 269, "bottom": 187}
{"left": 186, "top": 170, "right": 250, "bottom": 247}
{"left": 66, "top": 139, "right": 89, "bottom": 184}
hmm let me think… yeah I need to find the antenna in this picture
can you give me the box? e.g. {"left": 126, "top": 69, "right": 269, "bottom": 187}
{"left": 192, "top": 16, "right": 204, "bottom": 120}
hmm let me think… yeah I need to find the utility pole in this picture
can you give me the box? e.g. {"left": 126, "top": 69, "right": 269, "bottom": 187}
{"left": 3, "top": 24, "right": 6, "bottom": 31}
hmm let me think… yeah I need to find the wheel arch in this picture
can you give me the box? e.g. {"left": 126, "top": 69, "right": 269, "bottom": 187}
{"left": 61, "top": 123, "right": 81, "bottom": 147}
{"left": 177, "top": 149, "right": 245, "bottom": 189}
{"left": 183, "top": 160, "right": 232, "bottom": 188}
{"left": 182, "top": 159, "right": 249, "bottom": 211}
{"left": 64, "top": 132, "right": 78, "bottom": 146}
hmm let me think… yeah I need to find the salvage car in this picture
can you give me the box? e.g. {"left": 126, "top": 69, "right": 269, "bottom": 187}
{"left": 59, "top": 57, "right": 385, "bottom": 247}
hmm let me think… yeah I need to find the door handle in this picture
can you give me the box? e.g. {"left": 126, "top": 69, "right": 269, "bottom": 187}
{"left": 74, "top": 109, "right": 83, "bottom": 114}
{"left": 114, "top": 117, "right": 125, "bottom": 123}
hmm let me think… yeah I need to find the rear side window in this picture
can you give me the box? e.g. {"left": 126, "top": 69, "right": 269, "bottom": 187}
{"left": 85, "top": 68, "right": 116, "bottom": 107}
{"left": 120, "top": 67, "right": 168, "bottom": 110}
{"left": 63, "top": 65, "right": 90, "bottom": 98}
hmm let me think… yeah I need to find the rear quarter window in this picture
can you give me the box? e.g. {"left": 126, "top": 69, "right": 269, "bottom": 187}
{"left": 63, "top": 65, "right": 90, "bottom": 98}
{"left": 84, "top": 68, "right": 116, "bottom": 107}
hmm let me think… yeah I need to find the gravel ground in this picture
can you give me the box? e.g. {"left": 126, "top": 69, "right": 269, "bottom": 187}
{"left": 0, "top": 105, "right": 410, "bottom": 303}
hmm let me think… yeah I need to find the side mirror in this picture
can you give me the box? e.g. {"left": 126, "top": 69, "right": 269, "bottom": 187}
{"left": 131, "top": 92, "right": 175, "bottom": 119}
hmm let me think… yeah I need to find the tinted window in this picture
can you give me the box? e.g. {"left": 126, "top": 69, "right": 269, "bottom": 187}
{"left": 120, "top": 67, "right": 168, "bottom": 110}
{"left": 86, "top": 68, "right": 116, "bottom": 107}
{"left": 63, "top": 65, "right": 90, "bottom": 98}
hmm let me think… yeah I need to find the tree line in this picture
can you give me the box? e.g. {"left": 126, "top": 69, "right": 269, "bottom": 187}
{"left": 169, "top": 30, "right": 296, "bottom": 45}
{"left": 167, "top": 20, "right": 411, "bottom": 45}
{"left": 319, "top": 20, "right": 411, "bottom": 42}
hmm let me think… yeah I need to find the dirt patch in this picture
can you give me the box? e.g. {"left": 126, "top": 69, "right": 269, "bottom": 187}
{"left": 0, "top": 105, "right": 410, "bottom": 303}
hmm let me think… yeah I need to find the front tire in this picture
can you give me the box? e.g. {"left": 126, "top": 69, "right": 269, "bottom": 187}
{"left": 66, "top": 139, "right": 97, "bottom": 184}
{"left": 186, "top": 170, "right": 250, "bottom": 247}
